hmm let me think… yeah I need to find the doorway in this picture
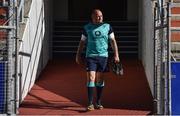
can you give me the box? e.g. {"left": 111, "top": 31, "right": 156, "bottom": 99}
{"left": 68, "top": 0, "right": 127, "bottom": 21}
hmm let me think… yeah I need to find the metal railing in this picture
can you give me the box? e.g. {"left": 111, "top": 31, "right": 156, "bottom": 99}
{"left": 153, "top": 0, "right": 172, "bottom": 114}
{"left": 0, "top": 0, "right": 26, "bottom": 114}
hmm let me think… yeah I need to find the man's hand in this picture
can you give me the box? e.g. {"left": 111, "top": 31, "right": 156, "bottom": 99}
{"left": 114, "top": 55, "right": 120, "bottom": 63}
{"left": 76, "top": 39, "right": 85, "bottom": 65}
{"left": 76, "top": 54, "right": 81, "bottom": 65}
{"left": 110, "top": 37, "right": 120, "bottom": 63}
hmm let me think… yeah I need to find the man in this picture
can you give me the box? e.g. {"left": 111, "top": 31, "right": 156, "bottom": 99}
{"left": 76, "top": 9, "right": 119, "bottom": 111}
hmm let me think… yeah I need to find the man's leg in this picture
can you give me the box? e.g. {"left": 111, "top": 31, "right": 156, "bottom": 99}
{"left": 95, "top": 72, "right": 104, "bottom": 109}
{"left": 86, "top": 71, "right": 96, "bottom": 110}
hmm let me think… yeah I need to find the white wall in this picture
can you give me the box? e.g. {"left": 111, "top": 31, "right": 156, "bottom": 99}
{"left": 127, "top": 0, "right": 139, "bottom": 21}
{"left": 18, "top": 0, "right": 51, "bottom": 101}
{"left": 140, "top": 0, "right": 154, "bottom": 95}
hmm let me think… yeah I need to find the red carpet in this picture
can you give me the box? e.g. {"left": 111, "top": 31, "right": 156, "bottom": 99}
{"left": 18, "top": 57, "right": 153, "bottom": 115}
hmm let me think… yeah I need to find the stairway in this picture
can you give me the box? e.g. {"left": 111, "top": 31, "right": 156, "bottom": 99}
{"left": 52, "top": 21, "right": 138, "bottom": 58}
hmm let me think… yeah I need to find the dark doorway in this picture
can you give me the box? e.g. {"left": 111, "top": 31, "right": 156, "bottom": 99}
{"left": 68, "top": 0, "right": 127, "bottom": 21}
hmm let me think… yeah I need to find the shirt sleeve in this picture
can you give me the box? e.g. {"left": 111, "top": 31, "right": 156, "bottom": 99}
{"left": 81, "top": 27, "right": 87, "bottom": 41}
{"left": 108, "top": 26, "right": 113, "bottom": 35}
{"left": 82, "top": 27, "right": 87, "bottom": 37}
{"left": 80, "top": 34, "right": 87, "bottom": 41}
{"left": 108, "top": 26, "right": 115, "bottom": 39}
{"left": 109, "top": 32, "right": 115, "bottom": 39}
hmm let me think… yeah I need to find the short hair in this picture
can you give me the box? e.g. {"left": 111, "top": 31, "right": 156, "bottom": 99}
{"left": 91, "top": 9, "right": 102, "bottom": 15}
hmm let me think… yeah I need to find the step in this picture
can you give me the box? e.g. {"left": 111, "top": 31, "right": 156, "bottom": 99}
{"left": 54, "top": 21, "right": 138, "bottom": 27}
{"left": 54, "top": 25, "right": 138, "bottom": 32}
{"left": 53, "top": 36, "right": 138, "bottom": 41}
{"left": 52, "top": 45, "right": 138, "bottom": 52}
{"left": 53, "top": 31, "right": 139, "bottom": 36}
{"left": 53, "top": 41, "right": 138, "bottom": 48}
{"left": 52, "top": 40, "right": 138, "bottom": 44}
{"left": 53, "top": 21, "right": 139, "bottom": 57}
{"left": 53, "top": 31, "right": 138, "bottom": 37}
{"left": 53, "top": 35, "right": 138, "bottom": 38}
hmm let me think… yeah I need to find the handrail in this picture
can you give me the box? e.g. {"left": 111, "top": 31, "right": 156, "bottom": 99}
{"left": 0, "top": 26, "right": 15, "bottom": 29}
{"left": 17, "top": 0, "right": 24, "bottom": 17}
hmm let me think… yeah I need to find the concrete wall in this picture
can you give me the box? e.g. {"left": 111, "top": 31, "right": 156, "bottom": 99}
{"left": 127, "top": 0, "right": 139, "bottom": 21}
{"left": 44, "top": 0, "right": 53, "bottom": 61}
{"left": 53, "top": 0, "right": 68, "bottom": 21}
{"left": 19, "top": 0, "right": 51, "bottom": 101}
{"left": 53, "top": 0, "right": 138, "bottom": 21}
{"left": 140, "top": 0, "right": 154, "bottom": 95}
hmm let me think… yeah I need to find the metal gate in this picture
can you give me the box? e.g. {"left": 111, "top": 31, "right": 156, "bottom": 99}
{"left": 0, "top": 0, "right": 24, "bottom": 115}
{"left": 153, "top": 0, "right": 172, "bottom": 114}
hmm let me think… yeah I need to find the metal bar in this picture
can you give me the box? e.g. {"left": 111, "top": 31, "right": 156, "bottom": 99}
{"left": 155, "top": 24, "right": 168, "bottom": 30}
{"left": 17, "top": 0, "right": 24, "bottom": 22}
{"left": 154, "top": 4, "right": 158, "bottom": 114}
{"left": 153, "top": 1, "right": 173, "bottom": 115}
{"left": 14, "top": 4, "right": 19, "bottom": 114}
{"left": 171, "top": 27, "right": 180, "bottom": 31}
{"left": 0, "top": 26, "right": 15, "bottom": 29}
{"left": 155, "top": 2, "right": 163, "bottom": 114}
{"left": 6, "top": 0, "right": 15, "bottom": 114}
{"left": 162, "top": 4, "right": 168, "bottom": 114}
{"left": 167, "top": 2, "right": 172, "bottom": 114}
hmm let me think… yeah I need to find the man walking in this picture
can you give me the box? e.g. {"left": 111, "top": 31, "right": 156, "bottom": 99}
{"left": 76, "top": 9, "right": 119, "bottom": 111}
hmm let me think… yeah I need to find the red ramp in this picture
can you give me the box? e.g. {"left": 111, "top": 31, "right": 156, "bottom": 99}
{"left": 19, "top": 57, "right": 153, "bottom": 115}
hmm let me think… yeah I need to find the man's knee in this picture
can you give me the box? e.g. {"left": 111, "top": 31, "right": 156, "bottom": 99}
{"left": 87, "top": 71, "right": 96, "bottom": 81}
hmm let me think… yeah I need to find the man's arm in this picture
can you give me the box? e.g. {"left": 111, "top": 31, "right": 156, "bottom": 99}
{"left": 110, "top": 37, "right": 120, "bottom": 63}
{"left": 76, "top": 39, "right": 85, "bottom": 64}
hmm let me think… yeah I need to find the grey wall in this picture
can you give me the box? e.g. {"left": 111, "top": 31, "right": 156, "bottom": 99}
{"left": 140, "top": 0, "right": 154, "bottom": 95}
{"left": 127, "top": 0, "right": 139, "bottom": 21}
{"left": 53, "top": 0, "right": 68, "bottom": 21}
{"left": 42, "top": 0, "right": 52, "bottom": 66}
{"left": 37, "top": 0, "right": 52, "bottom": 77}
{"left": 46, "top": 0, "right": 53, "bottom": 60}
{"left": 53, "top": 0, "right": 138, "bottom": 21}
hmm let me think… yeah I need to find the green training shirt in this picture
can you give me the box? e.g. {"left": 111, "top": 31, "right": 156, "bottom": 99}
{"left": 82, "top": 22, "right": 113, "bottom": 57}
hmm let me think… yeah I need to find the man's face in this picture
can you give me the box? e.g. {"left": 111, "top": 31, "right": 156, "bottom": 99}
{"left": 92, "top": 10, "right": 103, "bottom": 24}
